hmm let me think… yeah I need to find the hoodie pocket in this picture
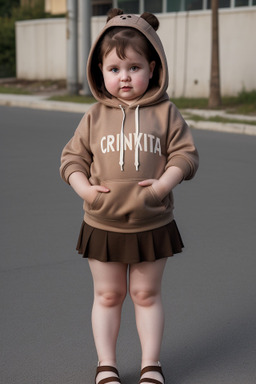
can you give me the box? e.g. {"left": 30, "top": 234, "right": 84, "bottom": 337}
{"left": 84, "top": 179, "right": 170, "bottom": 223}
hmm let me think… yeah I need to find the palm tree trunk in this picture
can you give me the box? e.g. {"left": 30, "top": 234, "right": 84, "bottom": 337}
{"left": 208, "top": 0, "right": 221, "bottom": 108}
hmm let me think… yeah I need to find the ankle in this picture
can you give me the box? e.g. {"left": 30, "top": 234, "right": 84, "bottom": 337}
{"left": 141, "top": 360, "right": 161, "bottom": 369}
{"left": 98, "top": 359, "right": 117, "bottom": 368}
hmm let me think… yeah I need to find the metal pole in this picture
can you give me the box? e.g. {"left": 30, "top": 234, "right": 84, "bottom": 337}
{"left": 66, "top": 0, "right": 78, "bottom": 95}
{"left": 208, "top": 0, "right": 221, "bottom": 108}
{"left": 80, "top": 0, "right": 92, "bottom": 95}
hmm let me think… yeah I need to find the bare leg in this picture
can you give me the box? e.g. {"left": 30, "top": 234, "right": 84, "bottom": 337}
{"left": 88, "top": 259, "right": 128, "bottom": 383}
{"left": 129, "top": 258, "right": 167, "bottom": 383}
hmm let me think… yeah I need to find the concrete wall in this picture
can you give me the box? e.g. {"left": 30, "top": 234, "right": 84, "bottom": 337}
{"left": 16, "top": 18, "right": 66, "bottom": 80}
{"left": 16, "top": 7, "right": 256, "bottom": 97}
{"left": 157, "top": 8, "right": 256, "bottom": 97}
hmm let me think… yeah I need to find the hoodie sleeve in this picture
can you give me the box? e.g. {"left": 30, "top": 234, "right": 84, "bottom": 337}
{"left": 165, "top": 103, "right": 199, "bottom": 180}
{"left": 60, "top": 113, "right": 92, "bottom": 184}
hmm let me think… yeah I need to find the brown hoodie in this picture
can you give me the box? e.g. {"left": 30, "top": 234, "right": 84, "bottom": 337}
{"left": 60, "top": 13, "right": 199, "bottom": 233}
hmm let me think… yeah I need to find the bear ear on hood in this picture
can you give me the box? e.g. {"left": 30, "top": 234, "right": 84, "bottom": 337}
{"left": 106, "top": 8, "right": 159, "bottom": 32}
{"left": 140, "top": 12, "right": 159, "bottom": 31}
{"left": 106, "top": 8, "right": 123, "bottom": 22}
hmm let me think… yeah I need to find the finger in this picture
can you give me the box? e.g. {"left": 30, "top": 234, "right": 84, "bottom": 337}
{"left": 96, "top": 185, "right": 110, "bottom": 193}
{"left": 138, "top": 179, "right": 154, "bottom": 187}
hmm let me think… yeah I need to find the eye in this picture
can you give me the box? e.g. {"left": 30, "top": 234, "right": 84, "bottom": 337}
{"left": 130, "top": 66, "right": 139, "bottom": 72}
{"left": 111, "top": 67, "right": 119, "bottom": 73}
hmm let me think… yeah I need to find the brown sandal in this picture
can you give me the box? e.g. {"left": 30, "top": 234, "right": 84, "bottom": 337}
{"left": 139, "top": 363, "right": 165, "bottom": 384}
{"left": 95, "top": 365, "right": 121, "bottom": 384}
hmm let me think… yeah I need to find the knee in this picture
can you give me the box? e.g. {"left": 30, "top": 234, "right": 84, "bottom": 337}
{"left": 96, "top": 289, "right": 127, "bottom": 308}
{"left": 130, "top": 288, "right": 159, "bottom": 307}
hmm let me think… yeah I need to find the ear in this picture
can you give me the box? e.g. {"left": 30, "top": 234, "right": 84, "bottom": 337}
{"left": 149, "top": 61, "right": 156, "bottom": 79}
{"left": 98, "top": 63, "right": 103, "bottom": 72}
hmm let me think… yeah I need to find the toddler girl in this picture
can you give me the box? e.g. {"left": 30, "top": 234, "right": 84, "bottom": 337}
{"left": 60, "top": 8, "right": 199, "bottom": 384}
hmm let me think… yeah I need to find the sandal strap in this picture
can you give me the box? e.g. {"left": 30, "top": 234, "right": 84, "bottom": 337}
{"left": 140, "top": 379, "right": 163, "bottom": 384}
{"left": 96, "top": 366, "right": 119, "bottom": 376}
{"left": 95, "top": 366, "right": 121, "bottom": 384}
{"left": 98, "top": 378, "right": 121, "bottom": 384}
{"left": 140, "top": 365, "right": 165, "bottom": 384}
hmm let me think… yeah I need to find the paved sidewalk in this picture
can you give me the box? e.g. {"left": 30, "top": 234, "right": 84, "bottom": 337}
{"left": 0, "top": 93, "right": 92, "bottom": 114}
{"left": 1, "top": 92, "right": 256, "bottom": 136}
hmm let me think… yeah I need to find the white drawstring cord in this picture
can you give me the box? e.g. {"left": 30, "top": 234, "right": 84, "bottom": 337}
{"left": 119, "top": 105, "right": 125, "bottom": 171}
{"left": 134, "top": 105, "right": 140, "bottom": 171}
{"left": 119, "top": 105, "right": 140, "bottom": 171}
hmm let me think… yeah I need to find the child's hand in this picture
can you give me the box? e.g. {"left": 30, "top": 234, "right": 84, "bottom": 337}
{"left": 138, "top": 179, "right": 166, "bottom": 201}
{"left": 83, "top": 184, "right": 110, "bottom": 205}
{"left": 69, "top": 172, "right": 109, "bottom": 203}
{"left": 138, "top": 166, "right": 184, "bottom": 200}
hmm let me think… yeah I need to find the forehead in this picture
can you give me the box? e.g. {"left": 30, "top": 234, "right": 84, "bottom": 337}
{"left": 103, "top": 46, "right": 144, "bottom": 61}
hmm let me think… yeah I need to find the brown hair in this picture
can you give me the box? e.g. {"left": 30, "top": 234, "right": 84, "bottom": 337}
{"left": 91, "top": 9, "right": 161, "bottom": 98}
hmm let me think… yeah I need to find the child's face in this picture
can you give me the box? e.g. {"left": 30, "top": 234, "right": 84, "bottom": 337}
{"left": 100, "top": 46, "right": 155, "bottom": 104}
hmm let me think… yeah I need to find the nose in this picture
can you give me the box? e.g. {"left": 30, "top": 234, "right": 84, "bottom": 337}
{"left": 121, "top": 70, "right": 131, "bottom": 82}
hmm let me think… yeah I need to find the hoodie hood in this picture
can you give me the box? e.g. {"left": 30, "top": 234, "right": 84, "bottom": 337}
{"left": 87, "top": 13, "right": 169, "bottom": 108}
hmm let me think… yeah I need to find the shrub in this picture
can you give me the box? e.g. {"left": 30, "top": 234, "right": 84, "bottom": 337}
{"left": 0, "top": 0, "right": 47, "bottom": 77}
{"left": 0, "top": 16, "right": 16, "bottom": 76}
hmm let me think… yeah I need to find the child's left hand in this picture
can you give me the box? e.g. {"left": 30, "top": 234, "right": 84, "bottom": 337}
{"left": 138, "top": 166, "right": 184, "bottom": 201}
{"left": 138, "top": 179, "right": 167, "bottom": 201}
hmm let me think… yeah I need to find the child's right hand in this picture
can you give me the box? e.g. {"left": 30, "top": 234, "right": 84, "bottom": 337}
{"left": 82, "top": 184, "right": 110, "bottom": 205}
{"left": 68, "top": 172, "right": 109, "bottom": 203}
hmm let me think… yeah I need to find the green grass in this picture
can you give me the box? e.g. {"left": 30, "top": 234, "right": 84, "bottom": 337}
{"left": 171, "top": 97, "right": 208, "bottom": 109}
{"left": 226, "top": 90, "right": 256, "bottom": 114}
{"left": 172, "top": 90, "right": 256, "bottom": 115}
{"left": 48, "top": 94, "right": 96, "bottom": 104}
{"left": 0, "top": 85, "right": 31, "bottom": 94}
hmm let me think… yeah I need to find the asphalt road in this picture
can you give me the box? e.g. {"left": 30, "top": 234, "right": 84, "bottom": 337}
{"left": 1, "top": 105, "right": 256, "bottom": 384}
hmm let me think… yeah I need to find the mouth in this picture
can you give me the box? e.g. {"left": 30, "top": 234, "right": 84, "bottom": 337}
{"left": 121, "top": 86, "right": 132, "bottom": 91}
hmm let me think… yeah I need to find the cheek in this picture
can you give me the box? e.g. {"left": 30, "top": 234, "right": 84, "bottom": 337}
{"left": 106, "top": 79, "right": 118, "bottom": 93}
{"left": 135, "top": 76, "right": 150, "bottom": 90}
{"left": 103, "top": 74, "right": 118, "bottom": 92}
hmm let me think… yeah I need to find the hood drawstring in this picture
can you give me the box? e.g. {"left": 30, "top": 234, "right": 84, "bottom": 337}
{"left": 119, "top": 105, "right": 125, "bottom": 171}
{"left": 119, "top": 105, "right": 140, "bottom": 172}
{"left": 134, "top": 105, "right": 140, "bottom": 171}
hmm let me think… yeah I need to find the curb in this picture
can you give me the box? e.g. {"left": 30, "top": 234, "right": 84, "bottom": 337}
{"left": 186, "top": 119, "right": 256, "bottom": 136}
{"left": 0, "top": 94, "right": 92, "bottom": 114}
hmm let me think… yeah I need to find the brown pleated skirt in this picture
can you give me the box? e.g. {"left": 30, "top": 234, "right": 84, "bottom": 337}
{"left": 76, "top": 220, "right": 184, "bottom": 264}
